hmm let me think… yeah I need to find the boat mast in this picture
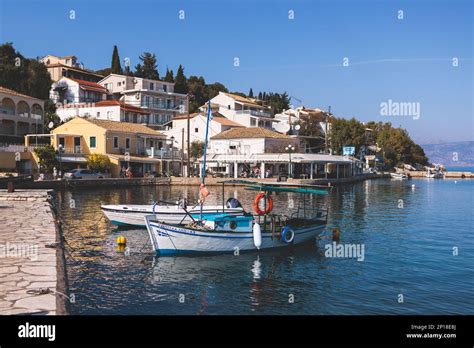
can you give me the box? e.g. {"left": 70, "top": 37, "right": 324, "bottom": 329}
{"left": 200, "top": 100, "right": 212, "bottom": 221}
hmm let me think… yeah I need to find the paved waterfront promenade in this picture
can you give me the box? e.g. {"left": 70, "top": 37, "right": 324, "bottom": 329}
{"left": 0, "top": 190, "right": 67, "bottom": 315}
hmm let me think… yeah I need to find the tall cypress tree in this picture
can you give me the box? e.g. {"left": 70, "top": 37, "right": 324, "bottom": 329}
{"left": 111, "top": 45, "right": 122, "bottom": 74}
{"left": 174, "top": 64, "right": 188, "bottom": 94}
{"left": 248, "top": 88, "right": 254, "bottom": 98}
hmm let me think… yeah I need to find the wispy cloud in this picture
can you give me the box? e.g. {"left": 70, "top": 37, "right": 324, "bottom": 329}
{"left": 322, "top": 58, "right": 471, "bottom": 68}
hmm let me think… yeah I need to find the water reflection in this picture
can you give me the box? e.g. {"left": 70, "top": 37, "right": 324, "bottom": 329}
{"left": 58, "top": 179, "right": 474, "bottom": 314}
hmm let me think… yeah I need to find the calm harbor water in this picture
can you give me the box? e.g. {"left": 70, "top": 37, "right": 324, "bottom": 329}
{"left": 57, "top": 178, "right": 474, "bottom": 315}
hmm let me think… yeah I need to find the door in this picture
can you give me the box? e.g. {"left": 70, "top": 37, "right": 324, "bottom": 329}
{"left": 74, "top": 137, "right": 81, "bottom": 153}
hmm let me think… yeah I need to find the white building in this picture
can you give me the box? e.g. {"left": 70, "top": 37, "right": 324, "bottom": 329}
{"left": 204, "top": 92, "right": 274, "bottom": 129}
{"left": 98, "top": 74, "right": 188, "bottom": 130}
{"left": 50, "top": 77, "right": 107, "bottom": 105}
{"left": 165, "top": 112, "right": 243, "bottom": 150}
{"left": 56, "top": 100, "right": 150, "bottom": 124}
{"left": 273, "top": 106, "right": 330, "bottom": 136}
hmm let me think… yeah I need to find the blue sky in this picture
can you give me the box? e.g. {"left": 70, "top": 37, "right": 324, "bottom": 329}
{"left": 0, "top": 0, "right": 472, "bottom": 143}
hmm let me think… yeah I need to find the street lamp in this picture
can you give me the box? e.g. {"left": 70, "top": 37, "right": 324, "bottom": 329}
{"left": 285, "top": 144, "right": 295, "bottom": 178}
{"left": 170, "top": 136, "right": 175, "bottom": 176}
{"left": 58, "top": 144, "right": 63, "bottom": 178}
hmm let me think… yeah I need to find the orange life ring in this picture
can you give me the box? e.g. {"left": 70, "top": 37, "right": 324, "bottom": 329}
{"left": 253, "top": 192, "right": 273, "bottom": 215}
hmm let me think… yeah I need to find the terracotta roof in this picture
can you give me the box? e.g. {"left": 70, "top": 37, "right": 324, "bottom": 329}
{"left": 212, "top": 117, "right": 244, "bottom": 127}
{"left": 211, "top": 127, "right": 291, "bottom": 140}
{"left": 0, "top": 86, "right": 44, "bottom": 101}
{"left": 173, "top": 112, "right": 244, "bottom": 127}
{"left": 66, "top": 77, "right": 107, "bottom": 91}
{"left": 94, "top": 100, "right": 150, "bottom": 114}
{"left": 84, "top": 118, "right": 164, "bottom": 136}
{"left": 221, "top": 92, "right": 266, "bottom": 108}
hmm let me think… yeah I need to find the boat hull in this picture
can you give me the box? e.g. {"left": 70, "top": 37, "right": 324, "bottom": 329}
{"left": 145, "top": 218, "right": 325, "bottom": 255}
{"left": 101, "top": 204, "right": 244, "bottom": 227}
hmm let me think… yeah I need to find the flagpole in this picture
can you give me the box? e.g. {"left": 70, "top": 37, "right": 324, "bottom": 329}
{"left": 200, "top": 100, "right": 212, "bottom": 221}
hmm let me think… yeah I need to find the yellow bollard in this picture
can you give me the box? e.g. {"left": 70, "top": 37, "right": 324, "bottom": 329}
{"left": 117, "top": 235, "right": 127, "bottom": 246}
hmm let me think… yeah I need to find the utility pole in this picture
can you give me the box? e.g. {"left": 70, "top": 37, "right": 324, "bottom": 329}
{"left": 181, "top": 127, "right": 184, "bottom": 176}
{"left": 186, "top": 94, "right": 191, "bottom": 177}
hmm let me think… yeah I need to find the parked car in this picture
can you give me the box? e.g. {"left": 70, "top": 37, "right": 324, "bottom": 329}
{"left": 63, "top": 169, "right": 105, "bottom": 180}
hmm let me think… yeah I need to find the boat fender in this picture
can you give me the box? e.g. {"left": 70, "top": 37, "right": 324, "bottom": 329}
{"left": 253, "top": 192, "right": 273, "bottom": 215}
{"left": 281, "top": 226, "right": 295, "bottom": 244}
{"left": 253, "top": 223, "right": 262, "bottom": 249}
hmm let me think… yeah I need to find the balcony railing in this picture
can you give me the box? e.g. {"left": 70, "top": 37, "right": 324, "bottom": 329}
{"left": 59, "top": 146, "right": 83, "bottom": 154}
{"left": 140, "top": 148, "right": 182, "bottom": 159}
{"left": 235, "top": 110, "right": 272, "bottom": 117}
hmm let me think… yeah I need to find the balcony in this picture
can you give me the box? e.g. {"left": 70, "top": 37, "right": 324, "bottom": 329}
{"left": 235, "top": 109, "right": 272, "bottom": 117}
{"left": 58, "top": 146, "right": 83, "bottom": 154}
{"left": 141, "top": 147, "right": 182, "bottom": 159}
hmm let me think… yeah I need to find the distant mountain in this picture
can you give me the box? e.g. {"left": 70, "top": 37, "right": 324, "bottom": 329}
{"left": 421, "top": 141, "right": 474, "bottom": 166}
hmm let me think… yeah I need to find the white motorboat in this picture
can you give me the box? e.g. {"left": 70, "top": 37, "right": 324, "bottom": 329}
{"left": 425, "top": 169, "right": 444, "bottom": 179}
{"left": 101, "top": 200, "right": 244, "bottom": 227}
{"left": 390, "top": 172, "right": 408, "bottom": 180}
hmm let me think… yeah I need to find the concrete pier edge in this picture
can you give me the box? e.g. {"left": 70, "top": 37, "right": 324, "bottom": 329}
{"left": 48, "top": 191, "right": 70, "bottom": 315}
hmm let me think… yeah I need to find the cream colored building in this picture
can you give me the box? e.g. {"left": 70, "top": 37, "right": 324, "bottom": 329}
{"left": 25, "top": 117, "right": 180, "bottom": 177}
{"left": 0, "top": 86, "right": 45, "bottom": 139}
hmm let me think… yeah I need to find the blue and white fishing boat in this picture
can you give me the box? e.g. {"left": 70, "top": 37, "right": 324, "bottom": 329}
{"left": 144, "top": 100, "right": 330, "bottom": 256}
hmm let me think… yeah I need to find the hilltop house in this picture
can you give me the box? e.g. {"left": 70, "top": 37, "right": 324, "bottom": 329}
{"left": 25, "top": 117, "right": 179, "bottom": 177}
{"left": 202, "top": 92, "right": 275, "bottom": 129}
{"left": 40, "top": 54, "right": 104, "bottom": 82}
{"left": 98, "top": 74, "right": 188, "bottom": 130}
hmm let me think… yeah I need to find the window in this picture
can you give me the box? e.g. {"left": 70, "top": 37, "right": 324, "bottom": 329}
{"left": 228, "top": 105, "right": 231, "bottom": 110}
{"left": 89, "top": 136, "right": 96, "bottom": 148}
{"left": 250, "top": 118, "right": 256, "bottom": 126}
{"left": 125, "top": 138, "right": 130, "bottom": 149}
{"left": 149, "top": 82, "right": 154, "bottom": 90}
{"left": 113, "top": 136, "right": 119, "bottom": 148}
{"left": 96, "top": 112, "right": 100, "bottom": 118}
{"left": 195, "top": 128, "right": 199, "bottom": 133}
{"left": 117, "top": 82, "right": 121, "bottom": 86}
{"left": 59, "top": 137, "right": 65, "bottom": 147}
{"left": 163, "top": 85, "right": 167, "bottom": 92}
{"left": 107, "top": 111, "right": 113, "bottom": 120}
{"left": 145, "top": 96, "right": 150, "bottom": 107}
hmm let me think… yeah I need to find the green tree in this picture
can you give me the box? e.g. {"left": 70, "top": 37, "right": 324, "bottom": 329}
{"left": 87, "top": 154, "right": 111, "bottom": 173}
{"left": 34, "top": 145, "right": 58, "bottom": 173}
{"left": 134, "top": 52, "right": 159, "bottom": 80}
{"left": 164, "top": 67, "right": 174, "bottom": 82}
{"left": 43, "top": 100, "right": 62, "bottom": 130}
{"left": 248, "top": 88, "right": 254, "bottom": 98}
{"left": 329, "top": 118, "right": 366, "bottom": 156}
{"left": 174, "top": 64, "right": 188, "bottom": 94}
{"left": 190, "top": 140, "right": 205, "bottom": 161}
{"left": 111, "top": 45, "right": 123, "bottom": 74}
{"left": 0, "top": 43, "right": 52, "bottom": 99}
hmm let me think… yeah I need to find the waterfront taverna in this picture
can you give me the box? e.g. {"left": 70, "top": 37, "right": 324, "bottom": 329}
{"left": 199, "top": 127, "right": 362, "bottom": 179}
